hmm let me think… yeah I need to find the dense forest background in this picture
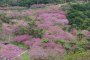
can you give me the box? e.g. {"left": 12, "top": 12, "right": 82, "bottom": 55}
{"left": 0, "top": 0, "right": 89, "bottom": 7}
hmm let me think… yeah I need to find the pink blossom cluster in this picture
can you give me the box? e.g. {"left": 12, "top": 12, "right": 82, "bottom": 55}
{"left": 6, "top": 10, "right": 32, "bottom": 18}
{"left": 13, "top": 34, "right": 31, "bottom": 42}
{"left": 29, "top": 46, "right": 48, "bottom": 60}
{"left": 2, "top": 20, "right": 28, "bottom": 34}
{"left": 2, "top": 23, "right": 12, "bottom": 34}
{"left": 22, "top": 10, "right": 32, "bottom": 16}
{"left": 13, "top": 35, "right": 41, "bottom": 47}
{"left": 82, "top": 30, "right": 90, "bottom": 38}
{"left": 43, "top": 32, "right": 75, "bottom": 41}
{"left": 0, "top": 44, "right": 23, "bottom": 60}
{"left": 37, "top": 13, "right": 69, "bottom": 25}
{"left": 29, "top": 42, "right": 65, "bottom": 59}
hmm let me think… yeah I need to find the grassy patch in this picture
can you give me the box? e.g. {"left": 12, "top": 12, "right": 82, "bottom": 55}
{"left": 64, "top": 50, "right": 90, "bottom": 60}
{"left": 11, "top": 42, "right": 29, "bottom": 49}
{"left": 22, "top": 51, "right": 30, "bottom": 60}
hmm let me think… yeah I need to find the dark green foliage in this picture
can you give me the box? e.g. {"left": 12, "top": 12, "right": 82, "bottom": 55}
{"left": 0, "top": 13, "right": 10, "bottom": 23}
{"left": 70, "top": 2, "right": 90, "bottom": 11}
{"left": 16, "top": 0, "right": 61, "bottom": 7}
{"left": 0, "top": 0, "right": 8, "bottom": 6}
{"left": 77, "top": 31, "right": 84, "bottom": 40}
{"left": 26, "top": 17, "right": 45, "bottom": 38}
{"left": 55, "top": 39, "right": 65, "bottom": 45}
{"left": 15, "top": 27, "right": 29, "bottom": 35}
{"left": 29, "top": 28, "right": 44, "bottom": 38}
{"left": 14, "top": 0, "right": 43, "bottom": 7}
{"left": 0, "top": 0, "right": 72, "bottom": 7}
{"left": 87, "top": 38, "right": 90, "bottom": 42}
{"left": 0, "top": 0, "right": 89, "bottom": 7}
{"left": 25, "top": 16, "right": 37, "bottom": 28}
{"left": 42, "top": 39, "right": 49, "bottom": 43}
{"left": 56, "top": 39, "right": 87, "bottom": 53}
{"left": 66, "top": 3, "right": 90, "bottom": 30}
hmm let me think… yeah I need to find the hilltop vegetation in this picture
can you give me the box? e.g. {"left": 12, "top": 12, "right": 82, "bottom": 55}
{"left": 0, "top": 0, "right": 89, "bottom": 7}
{"left": 0, "top": 0, "right": 90, "bottom": 60}
{"left": 62, "top": 2, "right": 90, "bottom": 30}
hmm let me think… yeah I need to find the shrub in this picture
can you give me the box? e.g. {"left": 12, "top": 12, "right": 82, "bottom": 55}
{"left": 70, "top": 2, "right": 90, "bottom": 11}
{"left": 42, "top": 39, "right": 49, "bottom": 43}
{"left": 11, "top": 41, "right": 29, "bottom": 49}
{"left": 55, "top": 39, "right": 66, "bottom": 45}
{"left": 29, "top": 28, "right": 45, "bottom": 38}
{"left": 64, "top": 50, "right": 90, "bottom": 60}
{"left": 0, "top": 13, "right": 10, "bottom": 23}
{"left": 64, "top": 2, "right": 90, "bottom": 30}
{"left": 14, "top": 17, "right": 45, "bottom": 38}
{"left": 15, "top": 27, "right": 29, "bottom": 35}
{"left": 56, "top": 39, "right": 87, "bottom": 53}
{"left": 13, "top": 34, "right": 30, "bottom": 42}
{"left": 26, "top": 17, "right": 45, "bottom": 38}
{"left": 16, "top": 0, "right": 62, "bottom": 7}
{"left": 0, "top": 44, "right": 23, "bottom": 60}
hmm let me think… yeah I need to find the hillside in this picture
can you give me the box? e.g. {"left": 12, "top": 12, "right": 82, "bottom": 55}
{"left": 0, "top": 1, "right": 90, "bottom": 60}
